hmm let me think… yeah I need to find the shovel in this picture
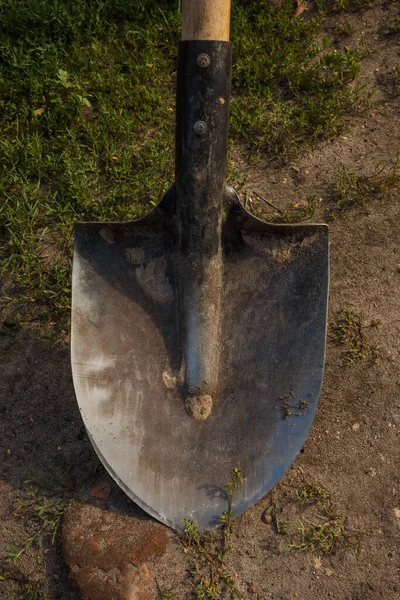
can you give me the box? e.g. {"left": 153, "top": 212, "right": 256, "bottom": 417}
{"left": 71, "top": 0, "right": 329, "bottom": 530}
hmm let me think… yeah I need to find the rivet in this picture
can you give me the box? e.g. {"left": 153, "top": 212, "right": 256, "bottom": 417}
{"left": 194, "top": 121, "right": 207, "bottom": 135}
{"left": 197, "top": 53, "right": 211, "bottom": 68}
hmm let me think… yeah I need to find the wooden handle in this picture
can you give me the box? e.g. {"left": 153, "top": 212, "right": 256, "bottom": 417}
{"left": 182, "top": 0, "right": 231, "bottom": 41}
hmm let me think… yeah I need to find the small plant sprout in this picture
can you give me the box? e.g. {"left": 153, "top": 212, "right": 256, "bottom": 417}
{"left": 286, "top": 516, "right": 361, "bottom": 555}
{"left": 331, "top": 155, "right": 400, "bottom": 217}
{"left": 219, "top": 467, "right": 244, "bottom": 542}
{"left": 329, "top": 308, "right": 380, "bottom": 364}
{"left": 181, "top": 468, "right": 244, "bottom": 599}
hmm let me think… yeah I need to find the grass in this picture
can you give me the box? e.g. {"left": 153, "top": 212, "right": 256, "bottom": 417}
{"left": 7, "top": 491, "right": 66, "bottom": 565}
{"left": 387, "top": 16, "right": 400, "bottom": 35}
{"left": 329, "top": 154, "right": 400, "bottom": 217}
{"left": 0, "top": 0, "right": 180, "bottom": 334}
{"left": 231, "top": 3, "right": 368, "bottom": 159}
{"left": 0, "top": 488, "right": 67, "bottom": 600}
{"left": 393, "top": 66, "right": 400, "bottom": 96}
{"left": 156, "top": 579, "right": 180, "bottom": 600}
{"left": 0, "top": 575, "right": 46, "bottom": 600}
{"left": 329, "top": 307, "right": 380, "bottom": 364}
{"left": 0, "top": 0, "right": 373, "bottom": 335}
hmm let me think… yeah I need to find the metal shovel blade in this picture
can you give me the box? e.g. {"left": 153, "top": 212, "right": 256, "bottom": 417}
{"left": 71, "top": 186, "right": 328, "bottom": 530}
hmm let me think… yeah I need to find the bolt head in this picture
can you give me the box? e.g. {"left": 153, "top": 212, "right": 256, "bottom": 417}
{"left": 193, "top": 121, "right": 207, "bottom": 135}
{"left": 197, "top": 53, "right": 211, "bottom": 68}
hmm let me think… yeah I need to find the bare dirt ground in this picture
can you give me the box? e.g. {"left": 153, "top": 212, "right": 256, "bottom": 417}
{"left": 1, "top": 3, "right": 400, "bottom": 599}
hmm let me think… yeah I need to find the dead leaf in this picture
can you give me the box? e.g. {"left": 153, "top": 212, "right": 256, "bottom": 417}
{"left": 313, "top": 557, "right": 322, "bottom": 569}
{"left": 141, "top": 563, "right": 151, "bottom": 579}
{"left": 294, "top": 0, "right": 308, "bottom": 16}
{"left": 394, "top": 507, "right": 400, "bottom": 523}
{"left": 89, "top": 482, "right": 112, "bottom": 501}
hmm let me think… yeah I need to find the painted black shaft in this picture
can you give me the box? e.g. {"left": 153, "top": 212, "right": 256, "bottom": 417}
{"left": 175, "top": 41, "right": 232, "bottom": 400}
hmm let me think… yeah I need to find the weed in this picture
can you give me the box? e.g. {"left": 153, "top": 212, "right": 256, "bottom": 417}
{"left": 0, "top": 570, "right": 47, "bottom": 600}
{"left": 182, "top": 468, "right": 244, "bottom": 599}
{"left": 330, "top": 154, "right": 400, "bottom": 217}
{"left": 387, "top": 16, "right": 400, "bottom": 35}
{"left": 7, "top": 493, "right": 65, "bottom": 565}
{"left": 286, "top": 516, "right": 361, "bottom": 554}
{"left": 218, "top": 467, "right": 244, "bottom": 557}
{"left": 265, "top": 474, "right": 362, "bottom": 556}
{"left": 393, "top": 67, "right": 400, "bottom": 96}
{"left": 295, "top": 483, "right": 336, "bottom": 517}
{"left": 156, "top": 578, "right": 180, "bottom": 599}
{"left": 287, "top": 478, "right": 362, "bottom": 554}
{"left": 0, "top": 489, "right": 66, "bottom": 599}
{"left": 265, "top": 493, "right": 290, "bottom": 535}
{"left": 329, "top": 18, "right": 357, "bottom": 37}
{"left": 329, "top": 307, "right": 380, "bottom": 364}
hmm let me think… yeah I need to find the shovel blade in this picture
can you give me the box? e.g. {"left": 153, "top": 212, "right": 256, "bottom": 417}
{"left": 71, "top": 191, "right": 328, "bottom": 530}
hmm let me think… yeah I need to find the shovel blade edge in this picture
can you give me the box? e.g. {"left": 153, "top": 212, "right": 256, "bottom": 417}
{"left": 71, "top": 192, "right": 329, "bottom": 530}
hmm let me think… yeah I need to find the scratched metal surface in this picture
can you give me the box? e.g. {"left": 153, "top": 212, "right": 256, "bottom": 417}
{"left": 71, "top": 195, "right": 329, "bottom": 530}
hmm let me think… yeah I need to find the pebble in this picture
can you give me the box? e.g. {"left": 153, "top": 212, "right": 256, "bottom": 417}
{"left": 262, "top": 510, "right": 273, "bottom": 524}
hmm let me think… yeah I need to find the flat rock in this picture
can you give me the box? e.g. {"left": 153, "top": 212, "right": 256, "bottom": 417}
{"left": 62, "top": 503, "right": 168, "bottom": 600}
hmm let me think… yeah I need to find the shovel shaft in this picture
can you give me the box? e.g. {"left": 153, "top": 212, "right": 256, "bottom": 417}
{"left": 182, "top": 0, "right": 231, "bottom": 41}
{"left": 175, "top": 41, "right": 232, "bottom": 415}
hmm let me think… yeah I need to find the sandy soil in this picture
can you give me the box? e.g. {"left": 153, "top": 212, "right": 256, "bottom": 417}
{"left": 0, "top": 3, "right": 399, "bottom": 599}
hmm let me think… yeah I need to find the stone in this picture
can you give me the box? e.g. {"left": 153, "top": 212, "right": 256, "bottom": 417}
{"left": 62, "top": 503, "right": 168, "bottom": 600}
{"left": 261, "top": 509, "right": 273, "bottom": 524}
